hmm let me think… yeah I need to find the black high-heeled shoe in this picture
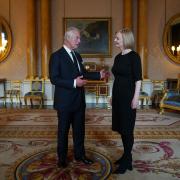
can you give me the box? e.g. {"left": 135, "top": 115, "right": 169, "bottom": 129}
{"left": 113, "top": 164, "right": 133, "bottom": 174}
{"left": 114, "top": 154, "right": 125, "bottom": 165}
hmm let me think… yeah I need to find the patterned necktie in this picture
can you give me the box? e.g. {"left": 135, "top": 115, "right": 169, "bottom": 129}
{"left": 71, "top": 51, "right": 81, "bottom": 74}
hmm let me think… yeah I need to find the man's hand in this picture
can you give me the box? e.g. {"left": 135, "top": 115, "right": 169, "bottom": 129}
{"left": 76, "top": 75, "right": 87, "bottom": 87}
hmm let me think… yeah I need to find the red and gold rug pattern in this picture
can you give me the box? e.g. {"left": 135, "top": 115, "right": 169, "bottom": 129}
{"left": 0, "top": 108, "right": 179, "bottom": 180}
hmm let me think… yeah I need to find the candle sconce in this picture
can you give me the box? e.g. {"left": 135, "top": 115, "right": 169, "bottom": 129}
{"left": 163, "top": 13, "right": 180, "bottom": 64}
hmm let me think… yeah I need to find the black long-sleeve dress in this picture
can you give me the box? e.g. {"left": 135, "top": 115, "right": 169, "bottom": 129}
{"left": 111, "top": 51, "right": 142, "bottom": 134}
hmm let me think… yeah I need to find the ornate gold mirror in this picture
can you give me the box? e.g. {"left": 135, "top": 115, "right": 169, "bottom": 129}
{"left": 163, "top": 13, "right": 180, "bottom": 64}
{"left": 0, "top": 16, "right": 12, "bottom": 63}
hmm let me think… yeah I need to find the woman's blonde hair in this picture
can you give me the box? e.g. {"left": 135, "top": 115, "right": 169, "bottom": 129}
{"left": 118, "top": 28, "right": 135, "bottom": 49}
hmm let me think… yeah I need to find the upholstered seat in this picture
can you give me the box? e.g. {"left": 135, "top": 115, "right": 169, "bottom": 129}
{"left": 160, "top": 74, "right": 180, "bottom": 114}
{"left": 24, "top": 79, "right": 44, "bottom": 108}
{"left": 160, "top": 90, "right": 180, "bottom": 114}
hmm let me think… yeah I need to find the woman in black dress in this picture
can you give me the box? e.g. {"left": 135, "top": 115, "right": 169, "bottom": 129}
{"left": 111, "top": 28, "right": 142, "bottom": 174}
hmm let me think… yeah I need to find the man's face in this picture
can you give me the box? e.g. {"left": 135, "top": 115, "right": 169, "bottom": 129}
{"left": 68, "top": 30, "right": 81, "bottom": 50}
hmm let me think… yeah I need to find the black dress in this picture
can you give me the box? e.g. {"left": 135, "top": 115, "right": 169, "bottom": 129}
{"left": 111, "top": 51, "right": 142, "bottom": 134}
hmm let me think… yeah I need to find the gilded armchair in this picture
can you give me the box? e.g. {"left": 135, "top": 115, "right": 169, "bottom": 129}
{"left": 159, "top": 74, "right": 180, "bottom": 114}
{"left": 24, "top": 79, "right": 44, "bottom": 108}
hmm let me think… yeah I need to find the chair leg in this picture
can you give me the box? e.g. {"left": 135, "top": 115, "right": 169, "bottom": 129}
{"left": 24, "top": 97, "right": 28, "bottom": 108}
{"left": 19, "top": 95, "right": 22, "bottom": 106}
{"left": 30, "top": 98, "right": 33, "bottom": 108}
{"left": 16, "top": 95, "right": 18, "bottom": 105}
{"left": 39, "top": 99, "right": 42, "bottom": 108}
{"left": 3, "top": 96, "right": 6, "bottom": 107}
{"left": 39, "top": 98, "right": 43, "bottom": 108}
{"left": 10, "top": 95, "right": 13, "bottom": 105}
{"left": 159, "top": 107, "right": 164, "bottom": 114}
{"left": 15, "top": 94, "right": 21, "bottom": 106}
{"left": 41, "top": 97, "right": 44, "bottom": 108}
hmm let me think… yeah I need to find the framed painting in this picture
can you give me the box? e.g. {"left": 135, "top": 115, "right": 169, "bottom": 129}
{"left": 64, "top": 17, "right": 112, "bottom": 58}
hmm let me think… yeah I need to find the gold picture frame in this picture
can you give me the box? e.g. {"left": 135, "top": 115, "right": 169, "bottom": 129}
{"left": 163, "top": 13, "right": 180, "bottom": 64}
{"left": 0, "top": 16, "right": 12, "bottom": 63}
{"left": 64, "top": 17, "right": 112, "bottom": 58}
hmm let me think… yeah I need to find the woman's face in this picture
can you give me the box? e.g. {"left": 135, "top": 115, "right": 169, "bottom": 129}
{"left": 114, "top": 32, "right": 124, "bottom": 51}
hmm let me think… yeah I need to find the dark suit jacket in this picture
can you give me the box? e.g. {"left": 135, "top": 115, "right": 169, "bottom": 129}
{"left": 49, "top": 47, "right": 100, "bottom": 111}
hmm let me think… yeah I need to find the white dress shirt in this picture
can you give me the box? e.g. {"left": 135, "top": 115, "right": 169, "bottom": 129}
{"left": 63, "top": 45, "right": 81, "bottom": 88}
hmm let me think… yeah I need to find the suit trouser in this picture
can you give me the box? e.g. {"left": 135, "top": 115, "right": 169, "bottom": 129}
{"left": 57, "top": 106, "right": 85, "bottom": 162}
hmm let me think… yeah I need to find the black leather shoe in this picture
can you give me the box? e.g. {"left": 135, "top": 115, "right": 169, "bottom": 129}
{"left": 57, "top": 161, "right": 67, "bottom": 168}
{"left": 114, "top": 153, "right": 133, "bottom": 166}
{"left": 76, "top": 156, "right": 93, "bottom": 165}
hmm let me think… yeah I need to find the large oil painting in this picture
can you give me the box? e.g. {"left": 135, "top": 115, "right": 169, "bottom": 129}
{"left": 64, "top": 17, "right": 112, "bottom": 58}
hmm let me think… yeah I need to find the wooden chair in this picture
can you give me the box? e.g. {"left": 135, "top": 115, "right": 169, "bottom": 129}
{"left": 151, "top": 80, "right": 165, "bottom": 107}
{"left": 24, "top": 79, "right": 44, "bottom": 108}
{"left": 5, "top": 80, "right": 22, "bottom": 105}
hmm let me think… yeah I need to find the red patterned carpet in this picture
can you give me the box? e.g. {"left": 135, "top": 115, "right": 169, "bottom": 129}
{"left": 0, "top": 108, "right": 179, "bottom": 139}
{"left": 0, "top": 108, "right": 179, "bottom": 179}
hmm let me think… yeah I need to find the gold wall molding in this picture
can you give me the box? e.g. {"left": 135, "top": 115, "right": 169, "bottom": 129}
{"left": 137, "top": 0, "right": 148, "bottom": 79}
{"left": 123, "top": 0, "right": 132, "bottom": 29}
{"left": 41, "top": 0, "right": 51, "bottom": 80}
{"left": 26, "top": 0, "right": 37, "bottom": 79}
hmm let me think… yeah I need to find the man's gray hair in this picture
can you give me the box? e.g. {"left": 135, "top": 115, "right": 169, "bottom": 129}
{"left": 64, "top": 27, "right": 80, "bottom": 40}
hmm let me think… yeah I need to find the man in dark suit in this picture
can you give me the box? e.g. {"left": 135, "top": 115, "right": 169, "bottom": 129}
{"left": 49, "top": 27, "right": 106, "bottom": 168}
